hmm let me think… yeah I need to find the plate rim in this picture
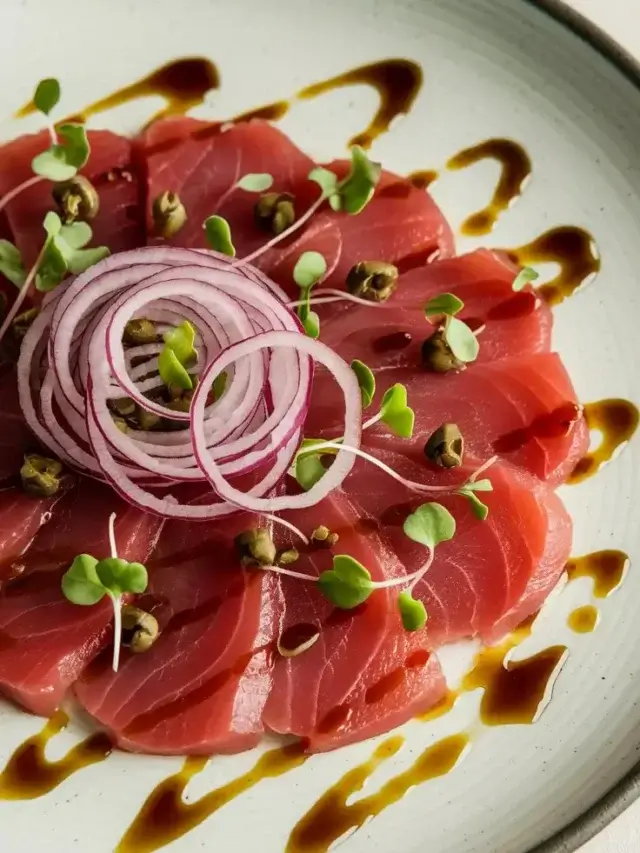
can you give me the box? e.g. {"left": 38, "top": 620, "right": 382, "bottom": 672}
{"left": 519, "top": 6, "right": 640, "bottom": 851}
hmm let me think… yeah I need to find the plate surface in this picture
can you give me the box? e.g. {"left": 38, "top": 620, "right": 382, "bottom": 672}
{"left": 1, "top": 1, "right": 639, "bottom": 851}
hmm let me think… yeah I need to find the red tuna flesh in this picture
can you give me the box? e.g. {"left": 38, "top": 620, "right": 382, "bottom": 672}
{"left": 0, "top": 480, "right": 161, "bottom": 715}
{"left": 75, "top": 514, "right": 282, "bottom": 755}
{"left": 318, "top": 249, "right": 553, "bottom": 369}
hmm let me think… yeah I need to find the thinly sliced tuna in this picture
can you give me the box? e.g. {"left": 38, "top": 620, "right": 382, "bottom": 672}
{"left": 318, "top": 249, "right": 552, "bottom": 369}
{"left": 139, "top": 118, "right": 316, "bottom": 258}
{"left": 0, "top": 485, "right": 67, "bottom": 584}
{"left": 260, "top": 165, "right": 455, "bottom": 297}
{"left": 0, "top": 480, "right": 161, "bottom": 715}
{"left": 483, "top": 489, "right": 572, "bottom": 643}
{"left": 0, "top": 367, "right": 35, "bottom": 481}
{"left": 306, "top": 354, "right": 589, "bottom": 486}
{"left": 75, "top": 514, "right": 281, "bottom": 755}
{"left": 263, "top": 494, "right": 403, "bottom": 742}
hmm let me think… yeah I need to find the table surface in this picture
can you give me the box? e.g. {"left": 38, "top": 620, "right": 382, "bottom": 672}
{"left": 561, "top": 4, "right": 640, "bottom": 852}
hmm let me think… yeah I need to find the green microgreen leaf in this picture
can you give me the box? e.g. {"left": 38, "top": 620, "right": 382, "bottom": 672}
{"left": 158, "top": 346, "right": 193, "bottom": 391}
{"left": 424, "top": 293, "right": 464, "bottom": 319}
{"left": 59, "top": 221, "right": 92, "bottom": 249}
{"left": 61, "top": 554, "right": 105, "bottom": 606}
{"left": 444, "top": 316, "right": 479, "bottom": 363}
{"left": 0, "top": 240, "right": 26, "bottom": 288}
{"left": 212, "top": 371, "right": 227, "bottom": 400}
{"left": 293, "top": 251, "right": 327, "bottom": 289}
{"left": 235, "top": 173, "right": 274, "bottom": 192}
{"left": 31, "top": 123, "right": 90, "bottom": 181}
{"left": 295, "top": 452, "right": 327, "bottom": 491}
{"left": 203, "top": 215, "right": 236, "bottom": 256}
{"left": 33, "top": 78, "right": 61, "bottom": 116}
{"left": 338, "top": 146, "right": 382, "bottom": 215}
{"left": 403, "top": 502, "right": 456, "bottom": 549}
{"left": 163, "top": 320, "right": 196, "bottom": 367}
{"left": 318, "top": 554, "right": 374, "bottom": 609}
{"left": 95, "top": 557, "right": 148, "bottom": 597}
{"left": 512, "top": 266, "right": 539, "bottom": 292}
{"left": 457, "top": 488, "right": 489, "bottom": 521}
{"left": 465, "top": 478, "right": 493, "bottom": 493}
{"left": 397, "top": 591, "right": 427, "bottom": 631}
{"left": 35, "top": 215, "right": 109, "bottom": 291}
{"left": 351, "top": 359, "right": 376, "bottom": 408}
{"left": 308, "top": 166, "right": 340, "bottom": 209}
{"left": 380, "top": 383, "right": 415, "bottom": 439}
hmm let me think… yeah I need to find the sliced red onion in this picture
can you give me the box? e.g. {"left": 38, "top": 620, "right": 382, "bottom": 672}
{"left": 18, "top": 246, "right": 362, "bottom": 522}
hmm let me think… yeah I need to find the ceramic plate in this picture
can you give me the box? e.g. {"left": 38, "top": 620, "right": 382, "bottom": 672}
{"left": 1, "top": 0, "right": 640, "bottom": 851}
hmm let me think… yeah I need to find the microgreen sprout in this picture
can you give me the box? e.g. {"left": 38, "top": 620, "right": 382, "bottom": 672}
{"left": 361, "top": 382, "right": 415, "bottom": 438}
{"left": 32, "top": 123, "right": 90, "bottom": 182}
{"left": 512, "top": 266, "right": 539, "bottom": 292}
{"left": 293, "top": 438, "right": 495, "bottom": 518}
{"left": 158, "top": 320, "right": 197, "bottom": 391}
{"left": 33, "top": 78, "right": 61, "bottom": 144}
{"left": 0, "top": 241, "right": 26, "bottom": 288}
{"left": 293, "top": 251, "right": 326, "bottom": 338}
{"left": 424, "top": 293, "right": 464, "bottom": 319}
{"left": 61, "top": 513, "right": 149, "bottom": 672}
{"left": 351, "top": 359, "right": 376, "bottom": 408}
{"left": 423, "top": 292, "right": 479, "bottom": 366}
{"left": 257, "top": 502, "right": 453, "bottom": 631}
{"left": 234, "top": 146, "right": 381, "bottom": 269}
{"left": 204, "top": 215, "right": 236, "bottom": 256}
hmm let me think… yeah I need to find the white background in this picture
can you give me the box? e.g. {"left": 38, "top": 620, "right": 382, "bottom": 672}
{"left": 569, "top": 0, "right": 640, "bottom": 846}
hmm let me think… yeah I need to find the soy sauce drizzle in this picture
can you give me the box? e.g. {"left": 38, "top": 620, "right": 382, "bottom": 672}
{"left": 0, "top": 711, "right": 112, "bottom": 800}
{"left": 407, "top": 169, "right": 439, "bottom": 189}
{"left": 568, "top": 605, "right": 599, "bottom": 634}
{"left": 565, "top": 550, "right": 630, "bottom": 598}
{"left": 461, "top": 618, "right": 567, "bottom": 725}
{"left": 297, "top": 59, "right": 423, "bottom": 149}
{"left": 504, "top": 226, "right": 600, "bottom": 306}
{"left": 286, "top": 733, "right": 468, "bottom": 853}
{"left": 17, "top": 58, "right": 220, "bottom": 124}
{"left": 568, "top": 399, "right": 639, "bottom": 484}
{"left": 447, "top": 138, "right": 531, "bottom": 235}
{"left": 117, "top": 741, "right": 308, "bottom": 853}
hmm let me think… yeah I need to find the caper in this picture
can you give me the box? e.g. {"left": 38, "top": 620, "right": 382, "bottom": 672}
{"left": 136, "top": 406, "right": 162, "bottom": 431}
{"left": 12, "top": 307, "right": 40, "bottom": 339}
{"left": 421, "top": 330, "right": 464, "bottom": 373}
{"left": 108, "top": 397, "right": 136, "bottom": 418}
{"left": 278, "top": 549, "right": 299, "bottom": 566}
{"left": 235, "top": 529, "right": 277, "bottom": 567}
{"left": 20, "top": 453, "right": 63, "bottom": 498}
{"left": 254, "top": 192, "right": 295, "bottom": 235}
{"left": 346, "top": 261, "right": 399, "bottom": 303}
{"left": 424, "top": 423, "right": 464, "bottom": 469}
{"left": 52, "top": 175, "right": 100, "bottom": 224}
{"left": 123, "top": 318, "right": 158, "bottom": 346}
{"left": 112, "top": 416, "right": 128, "bottom": 434}
{"left": 311, "top": 525, "right": 330, "bottom": 542}
{"left": 121, "top": 606, "right": 159, "bottom": 654}
{"left": 152, "top": 191, "right": 187, "bottom": 239}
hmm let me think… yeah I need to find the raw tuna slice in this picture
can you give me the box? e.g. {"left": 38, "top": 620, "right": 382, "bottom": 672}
{"left": 0, "top": 129, "right": 144, "bottom": 269}
{"left": 305, "top": 353, "right": 589, "bottom": 486}
{"left": 0, "top": 485, "right": 68, "bottom": 584}
{"left": 75, "top": 514, "right": 282, "bottom": 755}
{"left": 0, "top": 479, "right": 161, "bottom": 716}
{"left": 0, "top": 367, "right": 35, "bottom": 481}
{"left": 138, "top": 118, "right": 317, "bottom": 258}
{"left": 263, "top": 494, "right": 405, "bottom": 742}
{"left": 318, "top": 249, "right": 553, "bottom": 369}
{"left": 336, "top": 447, "right": 548, "bottom": 647}
{"left": 259, "top": 164, "right": 455, "bottom": 298}
{"left": 483, "top": 489, "right": 572, "bottom": 643}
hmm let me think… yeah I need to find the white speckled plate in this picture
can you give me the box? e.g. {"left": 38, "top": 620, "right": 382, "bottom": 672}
{"left": 1, "top": 1, "right": 640, "bottom": 851}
